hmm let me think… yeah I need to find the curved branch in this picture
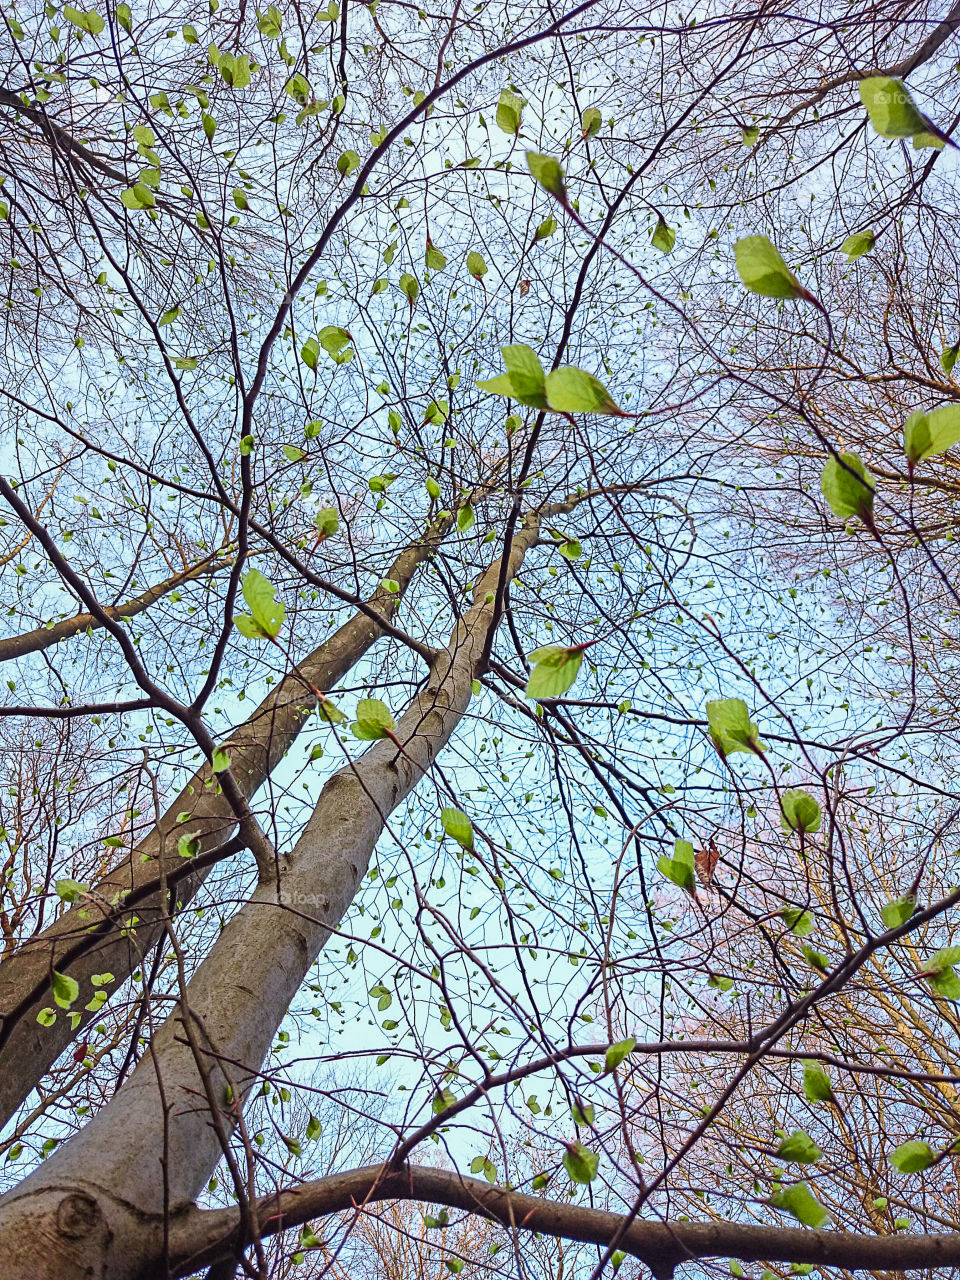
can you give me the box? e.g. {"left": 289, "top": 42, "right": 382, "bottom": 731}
{"left": 168, "top": 1162, "right": 960, "bottom": 1278}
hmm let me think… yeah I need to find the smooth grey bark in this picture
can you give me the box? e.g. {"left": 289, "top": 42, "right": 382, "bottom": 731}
{"left": 0, "top": 518, "right": 449, "bottom": 1126}
{"left": 0, "top": 507, "right": 553, "bottom": 1279}
{"left": 0, "top": 548, "right": 232, "bottom": 664}
{"left": 167, "top": 1163, "right": 960, "bottom": 1279}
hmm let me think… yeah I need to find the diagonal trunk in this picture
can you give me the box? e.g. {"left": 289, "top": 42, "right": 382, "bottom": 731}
{"left": 0, "top": 520, "right": 449, "bottom": 1126}
{"left": 0, "top": 505, "right": 557, "bottom": 1280}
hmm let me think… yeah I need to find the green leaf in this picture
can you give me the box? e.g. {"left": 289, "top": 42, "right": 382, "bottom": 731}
{"left": 120, "top": 183, "right": 156, "bottom": 210}
{"left": 571, "top": 1100, "right": 595, "bottom": 1126}
{"left": 425, "top": 241, "right": 447, "bottom": 270}
{"left": 705, "top": 697, "right": 764, "bottom": 756}
{"left": 563, "top": 1141, "right": 599, "bottom": 1184}
{"left": 941, "top": 342, "right": 960, "bottom": 375}
{"left": 300, "top": 337, "right": 320, "bottom": 372}
{"left": 399, "top": 273, "right": 419, "bottom": 305}
{"left": 544, "top": 367, "right": 622, "bottom": 415}
{"left": 525, "top": 645, "right": 583, "bottom": 700}
{"left": 211, "top": 748, "right": 231, "bottom": 772}
{"left": 525, "top": 151, "right": 567, "bottom": 200}
{"left": 841, "top": 229, "right": 875, "bottom": 261}
{"left": 734, "top": 235, "right": 813, "bottom": 301}
{"left": 203, "top": 113, "right": 217, "bottom": 141}
{"left": 457, "top": 504, "right": 475, "bottom": 532}
{"left": 890, "top": 1140, "right": 935, "bottom": 1173}
{"left": 257, "top": 3, "right": 282, "bottom": 35}
{"left": 283, "top": 445, "right": 306, "bottom": 462}
{"left": 432, "top": 1087, "right": 456, "bottom": 1114}
{"left": 903, "top": 404, "right": 960, "bottom": 467}
{"left": 311, "top": 507, "right": 338, "bottom": 538}
{"left": 467, "top": 251, "right": 487, "bottom": 280}
{"left": 52, "top": 971, "right": 80, "bottom": 1010}
{"left": 651, "top": 217, "right": 675, "bottom": 254}
{"left": 820, "top": 452, "right": 875, "bottom": 522}
{"left": 768, "top": 1182, "right": 831, "bottom": 1228}
{"left": 581, "top": 106, "right": 602, "bottom": 137}
{"left": 218, "top": 53, "right": 252, "bottom": 89}
{"left": 351, "top": 697, "right": 396, "bottom": 740}
{"left": 177, "top": 832, "right": 200, "bottom": 858}
{"left": 64, "top": 4, "right": 105, "bottom": 32}
{"left": 476, "top": 344, "right": 549, "bottom": 408}
{"left": 880, "top": 895, "right": 916, "bottom": 929}
{"left": 445, "top": 1259, "right": 464, "bottom": 1274}
{"left": 37, "top": 1008, "right": 56, "bottom": 1027}
{"left": 534, "top": 216, "right": 557, "bottom": 242}
{"left": 441, "top": 807, "right": 474, "bottom": 850}
{"left": 158, "top": 305, "right": 181, "bottom": 326}
{"left": 802, "top": 944, "right": 830, "bottom": 973}
{"left": 284, "top": 72, "right": 310, "bottom": 104}
{"left": 172, "top": 356, "right": 198, "bottom": 371}
{"left": 496, "top": 88, "right": 524, "bottom": 134}
{"left": 802, "top": 1060, "right": 834, "bottom": 1105}
{"left": 604, "top": 1036, "right": 636, "bottom": 1071}
{"left": 425, "top": 476, "right": 441, "bottom": 499}
{"left": 657, "top": 838, "right": 696, "bottom": 895}
{"left": 741, "top": 124, "right": 759, "bottom": 145}
{"left": 780, "top": 789, "right": 822, "bottom": 834}
{"left": 778, "top": 907, "right": 815, "bottom": 936}
{"left": 116, "top": 2, "right": 132, "bottom": 31}
{"left": 238, "top": 569, "right": 285, "bottom": 639}
{"left": 305, "top": 1113, "right": 322, "bottom": 1140}
{"left": 318, "top": 325, "right": 353, "bottom": 364}
{"left": 859, "top": 76, "right": 949, "bottom": 149}
{"left": 368, "top": 473, "right": 397, "bottom": 493}
{"left": 336, "top": 149, "right": 360, "bottom": 175}
{"left": 559, "top": 538, "right": 581, "bottom": 560}
{"left": 55, "top": 878, "right": 88, "bottom": 903}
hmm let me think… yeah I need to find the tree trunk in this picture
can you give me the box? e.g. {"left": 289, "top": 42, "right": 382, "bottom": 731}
{"left": 0, "top": 507, "right": 554, "bottom": 1280}
{"left": 0, "top": 520, "right": 449, "bottom": 1126}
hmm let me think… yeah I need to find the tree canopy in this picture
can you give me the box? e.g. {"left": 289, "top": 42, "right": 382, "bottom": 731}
{"left": 3, "top": 1, "right": 960, "bottom": 1278}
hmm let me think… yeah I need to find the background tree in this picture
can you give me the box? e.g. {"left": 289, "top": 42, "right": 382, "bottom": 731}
{"left": 3, "top": 2, "right": 960, "bottom": 1279}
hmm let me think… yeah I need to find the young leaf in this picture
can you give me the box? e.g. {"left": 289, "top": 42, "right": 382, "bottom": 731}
{"left": 571, "top": 1100, "right": 595, "bottom": 1126}
{"left": 890, "top": 1140, "right": 935, "bottom": 1173}
{"left": 425, "top": 240, "right": 447, "bottom": 271}
{"left": 55, "top": 878, "right": 88, "bottom": 903}
{"left": 778, "top": 907, "right": 815, "bottom": 937}
{"left": 562, "top": 1141, "right": 599, "bottom": 1184}
{"left": 238, "top": 569, "right": 285, "bottom": 639}
{"left": 802, "top": 1060, "right": 834, "bottom": 1105}
{"left": 705, "top": 697, "right": 764, "bottom": 756}
{"left": 211, "top": 748, "right": 231, "bottom": 772}
{"left": 657, "top": 838, "right": 697, "bottom": 897}
{"left": 841, "top": 229, "right": 875, "bottom": 261}
{"left": 581, "top": 106, "right": 602, "bottom": 138}
{"left": 942, "top": 342, "right": 960, "bottom": 375}
{"left": 820, "top": 452, "right": 874, "bottom": 522}
{"left": 903, "top": 404, "right": 960, "bottom": 467}
{"left": 525, "top": 645, "right": 583, "bottom": 700}
{"left": 879, "top": 895, "right": 915, "bottom": 929}
{"left": 525, "top": 152, "right": 567, "bottom": 201}
{"left": 336, "top": 149, "right": 361, "bottom": 175}
{"left": 780, "top": 789, "right": 822, "bottom": 834}
{"left": 545, "top": 367, "right": 623, "bottom": 415}
{"left": 496, "top": 88, "right": 524, "bottom": 134}
{"left": 283, "top": 445, "right": 305, "bottom": 462}
{"left": 604, "top": 1036, "right": 636, "bottom": 1072}
{"left": 476, "top": 344, "right": 549, "bottom": 408}
{"left": 777, "top": 1131, "right": 823, "bottom": 1164}
{"left": 441, "top": 807, "right": 474, "bottom": 850}
{"left": 651, "top": 217, "right": 675, "bottom": 254}
{"left": 859, "top": 76, "right": 951, "bottom": 149}
{"left": 318, "top": 325, "right": 353, "bottom": 364}
{"left": 768, "top": 1182, "right": 831, "bottom": 1228}
{"left": 534, "top": 216, "right": 557, "bottom": 242}
{"left": 399, "top": 273, "right": 419, "bottom": 305}
{"left": 300, "top": 337, "right": 320, "bottom": 372}
{"left": 466, "top": 251, "right": 487, "bottom": 281}
{"left": 457, "top": 504, "right": 475, "bottom": 532}
{"left": 734, "top": 235, "right": 814, "bottom": 302}
{"left": 350, "top": 697, "right": 396, "bottom": 740}
{"left": 313, "top": 506, "right": 339, "bottom": 538}
{"left": 64, "top": 4, "right": 105, "bottom": 33}
{"left": 52, "top": 971, "right": 80, "bottom": 1010}
{"left": 741, "top": 124, "right": 759, "bottom": 145}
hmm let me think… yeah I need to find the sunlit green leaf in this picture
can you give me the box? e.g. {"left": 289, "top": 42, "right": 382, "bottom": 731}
{"left": 734, "top": 235, "right": 813, "bottom": 301}
{"left": 780, "top": 789, "right": 822, "bottom": 834}
{"left": 820, "top": 452, "right": 874, "bottom": 522}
